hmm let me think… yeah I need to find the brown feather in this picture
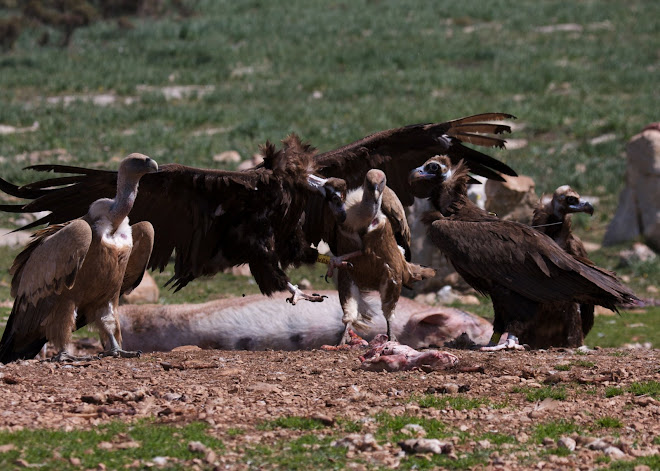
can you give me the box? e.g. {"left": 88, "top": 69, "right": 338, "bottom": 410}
{"left": 413, "top": 156, "right": 638, "bottom": 346}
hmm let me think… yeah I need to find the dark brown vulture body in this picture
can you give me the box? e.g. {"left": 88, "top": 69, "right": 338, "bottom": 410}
{"left": 410, "top": 156, "right": 639, "bottom": 350}
{"left": 0, "top": 113, "right": 516, "bottom": 302}
{"left": 330, "top": 170, "right": 435, "bottom": 343}
{"left": 524, "top": 186, "right": 596, "bottom": 348}
{"left": 0, "top": 154, "right": 157, "bottom": 363}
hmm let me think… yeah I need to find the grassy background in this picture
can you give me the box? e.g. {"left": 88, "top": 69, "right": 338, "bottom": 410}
{"left": 0, "top": 1, "right": 658, "bottom": 339}
{"left": 0, "top": 1, "right": 658, "bottom": 468}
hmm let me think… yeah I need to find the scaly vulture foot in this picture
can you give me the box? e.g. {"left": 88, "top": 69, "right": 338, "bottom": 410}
{"left": 286, "top": 282, "right": 327, "bottom": 305}
{"left": 48, "top": 351, "right": 95, "bottom": 362}
{"left": 98, "top": 348, "right": 142, "bottom": 359}
{"left": 480, "top": 333, "right": 528, "bottom": 352}
{"left": 339, "top": 322, "right": 355, "bottom": 346}
{"left": 324, "top": 251, "right": 361, "bottom": 282}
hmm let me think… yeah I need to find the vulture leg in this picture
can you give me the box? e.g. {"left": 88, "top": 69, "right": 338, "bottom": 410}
{"left": 337, "top": 274, "right": 371, "bottom": 345}
{"left": 380, "top": 271, "right": 402, "bottom": 342}
{"left": 325, "top": 250, "right": 362, "bottom": 282}
{"left": 95, "top": 302, "right": 141, "bottom": 358}
{"left": 285, "top": 282, "right": 326, "bottom": 305}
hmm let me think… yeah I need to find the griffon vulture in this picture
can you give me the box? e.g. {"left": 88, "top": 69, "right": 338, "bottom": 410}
{"left": 326, "top": 169, "right": 435, "bottom": 344}
{"left": 523, "top": 185, "right": 596, "bottom": 348}
{"left": 0, "top": 154, "right": 158, "bottom": 363}
{"left": 409, "top": 155, "right": 639, "bottom": 351}
{"left": 0, "top": 113, "right": 516, "bottom": 304}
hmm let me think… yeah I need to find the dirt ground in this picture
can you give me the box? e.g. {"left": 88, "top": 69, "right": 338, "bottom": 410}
{"left": 0, "top": 344, "right": 658, "bottom": 470}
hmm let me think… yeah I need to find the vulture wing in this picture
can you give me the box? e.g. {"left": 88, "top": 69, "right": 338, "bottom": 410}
{"left": 121, "top": 221, "right": 155, "bottom": 295}
{"left": 0, "top": 220, "right": 92, "bottom": 363}
{"left": 428, "top": 218, "right": 637, "bottom": 309}
{"left": 314, "top": 113, "right": 517, "bottom": 206}
{"left": 381, "top": 186, "right": 412, "bottom": 259}
{"left": 0, "top": 163, "right": 273, "bottom": 290}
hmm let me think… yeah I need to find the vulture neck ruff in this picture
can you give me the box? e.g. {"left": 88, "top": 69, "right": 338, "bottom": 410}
{"left": 342, "top": 186, "right": 384, "bottom": 234}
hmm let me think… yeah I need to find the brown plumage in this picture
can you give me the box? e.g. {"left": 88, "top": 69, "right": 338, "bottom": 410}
{"left": 0, "top": 154, "right": 158, "bottom": 363}
{"left": 409, "top": 156, "right": 639, "bottom": 351}
{"left": 330, "top": 170, "right": 435, "bottom": 343}
{"left": 0, "top": 113, "right": 515, "bottom": 303}
{"left": 524, "top": 186, "right": 596, "bottom": 347}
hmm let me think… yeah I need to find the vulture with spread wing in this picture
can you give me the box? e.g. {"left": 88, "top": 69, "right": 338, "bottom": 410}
{"left": 0, "top": 154, "right": 158, "bottom": 363}
{"left": 523, "top": 185, "right": 596, "bottom": 348}
{"left": 409, "top": 155, "right": 639, "bottom": 351}
{"left": 0, "top": 113, "right": 516, "bottom": 303}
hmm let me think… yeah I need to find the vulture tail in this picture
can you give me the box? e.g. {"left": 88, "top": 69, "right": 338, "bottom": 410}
{"left": 0, "top": 306, "right": 47, "bottom": 364}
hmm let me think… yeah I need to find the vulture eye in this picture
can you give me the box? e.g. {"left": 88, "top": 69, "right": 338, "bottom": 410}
{"left": 566, "top": 196, "right": 579, "bottom": 205}
{"left": 427, "top": 162, "right": 440, "bottom": 173}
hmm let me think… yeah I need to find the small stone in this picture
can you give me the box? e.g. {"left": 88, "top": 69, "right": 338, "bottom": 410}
{"left": 557, "top": 437, "right": 576, "bottom": 451}
{"left": 604, "top": 446, "right": 626, "bottom": 459}
{"left": 213, "top": 150, "right": 241, "bottom": 163}
{"left": 152, "top": 456, "right": 168, "bottom": 466}
{"left": 188, "top": 441, "right": 208, "bottom": 454}
{"left": 399, "top": 438, "right": 453, "bottom": 455}
{"left": 542, "top": 437, "right": 555, "bottom": 447}
{"left": 477, "top": 439, "right": 491, "bottom": 449}
{"left": 587, "top": 438, "right": 609, "bottom": 451}
{"left": 401, "top": 424, "right": 426, "bottom": 437}
{"left": 440, "top": 383, "right": 460, "bottom": 394}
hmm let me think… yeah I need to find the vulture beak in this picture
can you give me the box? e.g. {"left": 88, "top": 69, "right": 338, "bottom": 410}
{"left": 146, "top": 158, "right": 159, "bottom": 173}
{"left": 408, "top": 166, "right": 433, "bottom": 185}
{"left": 567, "top": 201, "right": 594, "bottom": 216}
{"left": 307, "top": 174, "right": 329, "bottom": 196}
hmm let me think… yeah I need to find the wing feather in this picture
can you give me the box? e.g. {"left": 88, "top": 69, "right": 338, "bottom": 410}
{"left": 315, "top": 113, "right": 517, "bottom": 206}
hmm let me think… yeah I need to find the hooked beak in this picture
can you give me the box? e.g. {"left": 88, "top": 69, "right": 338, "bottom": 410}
{"left": 567, "top": 201, "right": 594, "bottom": 216}
{"left": 147, "top": 158, "right": 159, "bottom": 173}
{"left": 408, "top": 166, "right": 435, "bottom": 185}
{"left": 307, "top": 174, "right": 329, "bottom": 196}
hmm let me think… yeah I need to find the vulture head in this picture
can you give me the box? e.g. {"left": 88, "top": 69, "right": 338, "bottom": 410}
{"left": 407, "top": 155, "right": 453, "bottom": 198}
{"left": 364, "top": 169, "right": 386, "bottom": 204}
{"left": 322, "top": 177, "right": 347, "bottom": 223}
{"left": 118, "top": 153, "right": 159, "bottom": 179}
{"left": 550, "top": 185, "right": 594, "bottom": 219}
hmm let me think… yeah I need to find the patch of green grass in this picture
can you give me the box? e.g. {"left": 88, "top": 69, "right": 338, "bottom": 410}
{"left": 258, "top": 416, "right": 328, "bottom": 431}
{"left": 594, "top": 417, "right": 623, "bottom": 429}
{"left": 415, "top": 394, "right": 491, "bottom": 411}
{"left": 375, "top": 413, "right": 448, "bottom": 440}
{"left": 335, "top": 418, "right": 362, "bottom": 433}
{"left": 225, "top": 428, "right": 245, "bottom": 437}
{"left": 477, "top": 431, "right": 518, "bottom": 446}
{"left": 628, "top": 381, "right": 660, "bottom": 398}
{"left": 533, "top": 419, "right": 580, "bottom": 444}
{"left": 605, "top": 387, "right": 625, "bottom": 398}
{"left": 244, "top": 434, "right": 351, "bottom": 470}
{"left": 571, "top": 360, "right": 595, "bottom": 368}
{"left": 513, "top": 386, "right": 567, "bottom": 402}
{"left": 555, "top": 364, "right": 571, "bottom": 371}
{"left": 0, "top": 420, "right": 223, "bottom": 470}
{"left": 609, "top": 456, "right": 660, "bottom": 471}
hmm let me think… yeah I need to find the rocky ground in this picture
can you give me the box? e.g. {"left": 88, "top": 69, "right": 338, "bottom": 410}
{"left": 0, "top": 343, "right": 658, "bottom": 470}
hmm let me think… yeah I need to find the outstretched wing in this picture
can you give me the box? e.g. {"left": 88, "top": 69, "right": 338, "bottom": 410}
{"left": 314, "top": 113, "right": 517, "bottom": 206}
{"left": 428, "top": 218, "right": 638, "bottom": 308}
{"left": 0, "top": 163, "right": 273, "bottom": 287}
